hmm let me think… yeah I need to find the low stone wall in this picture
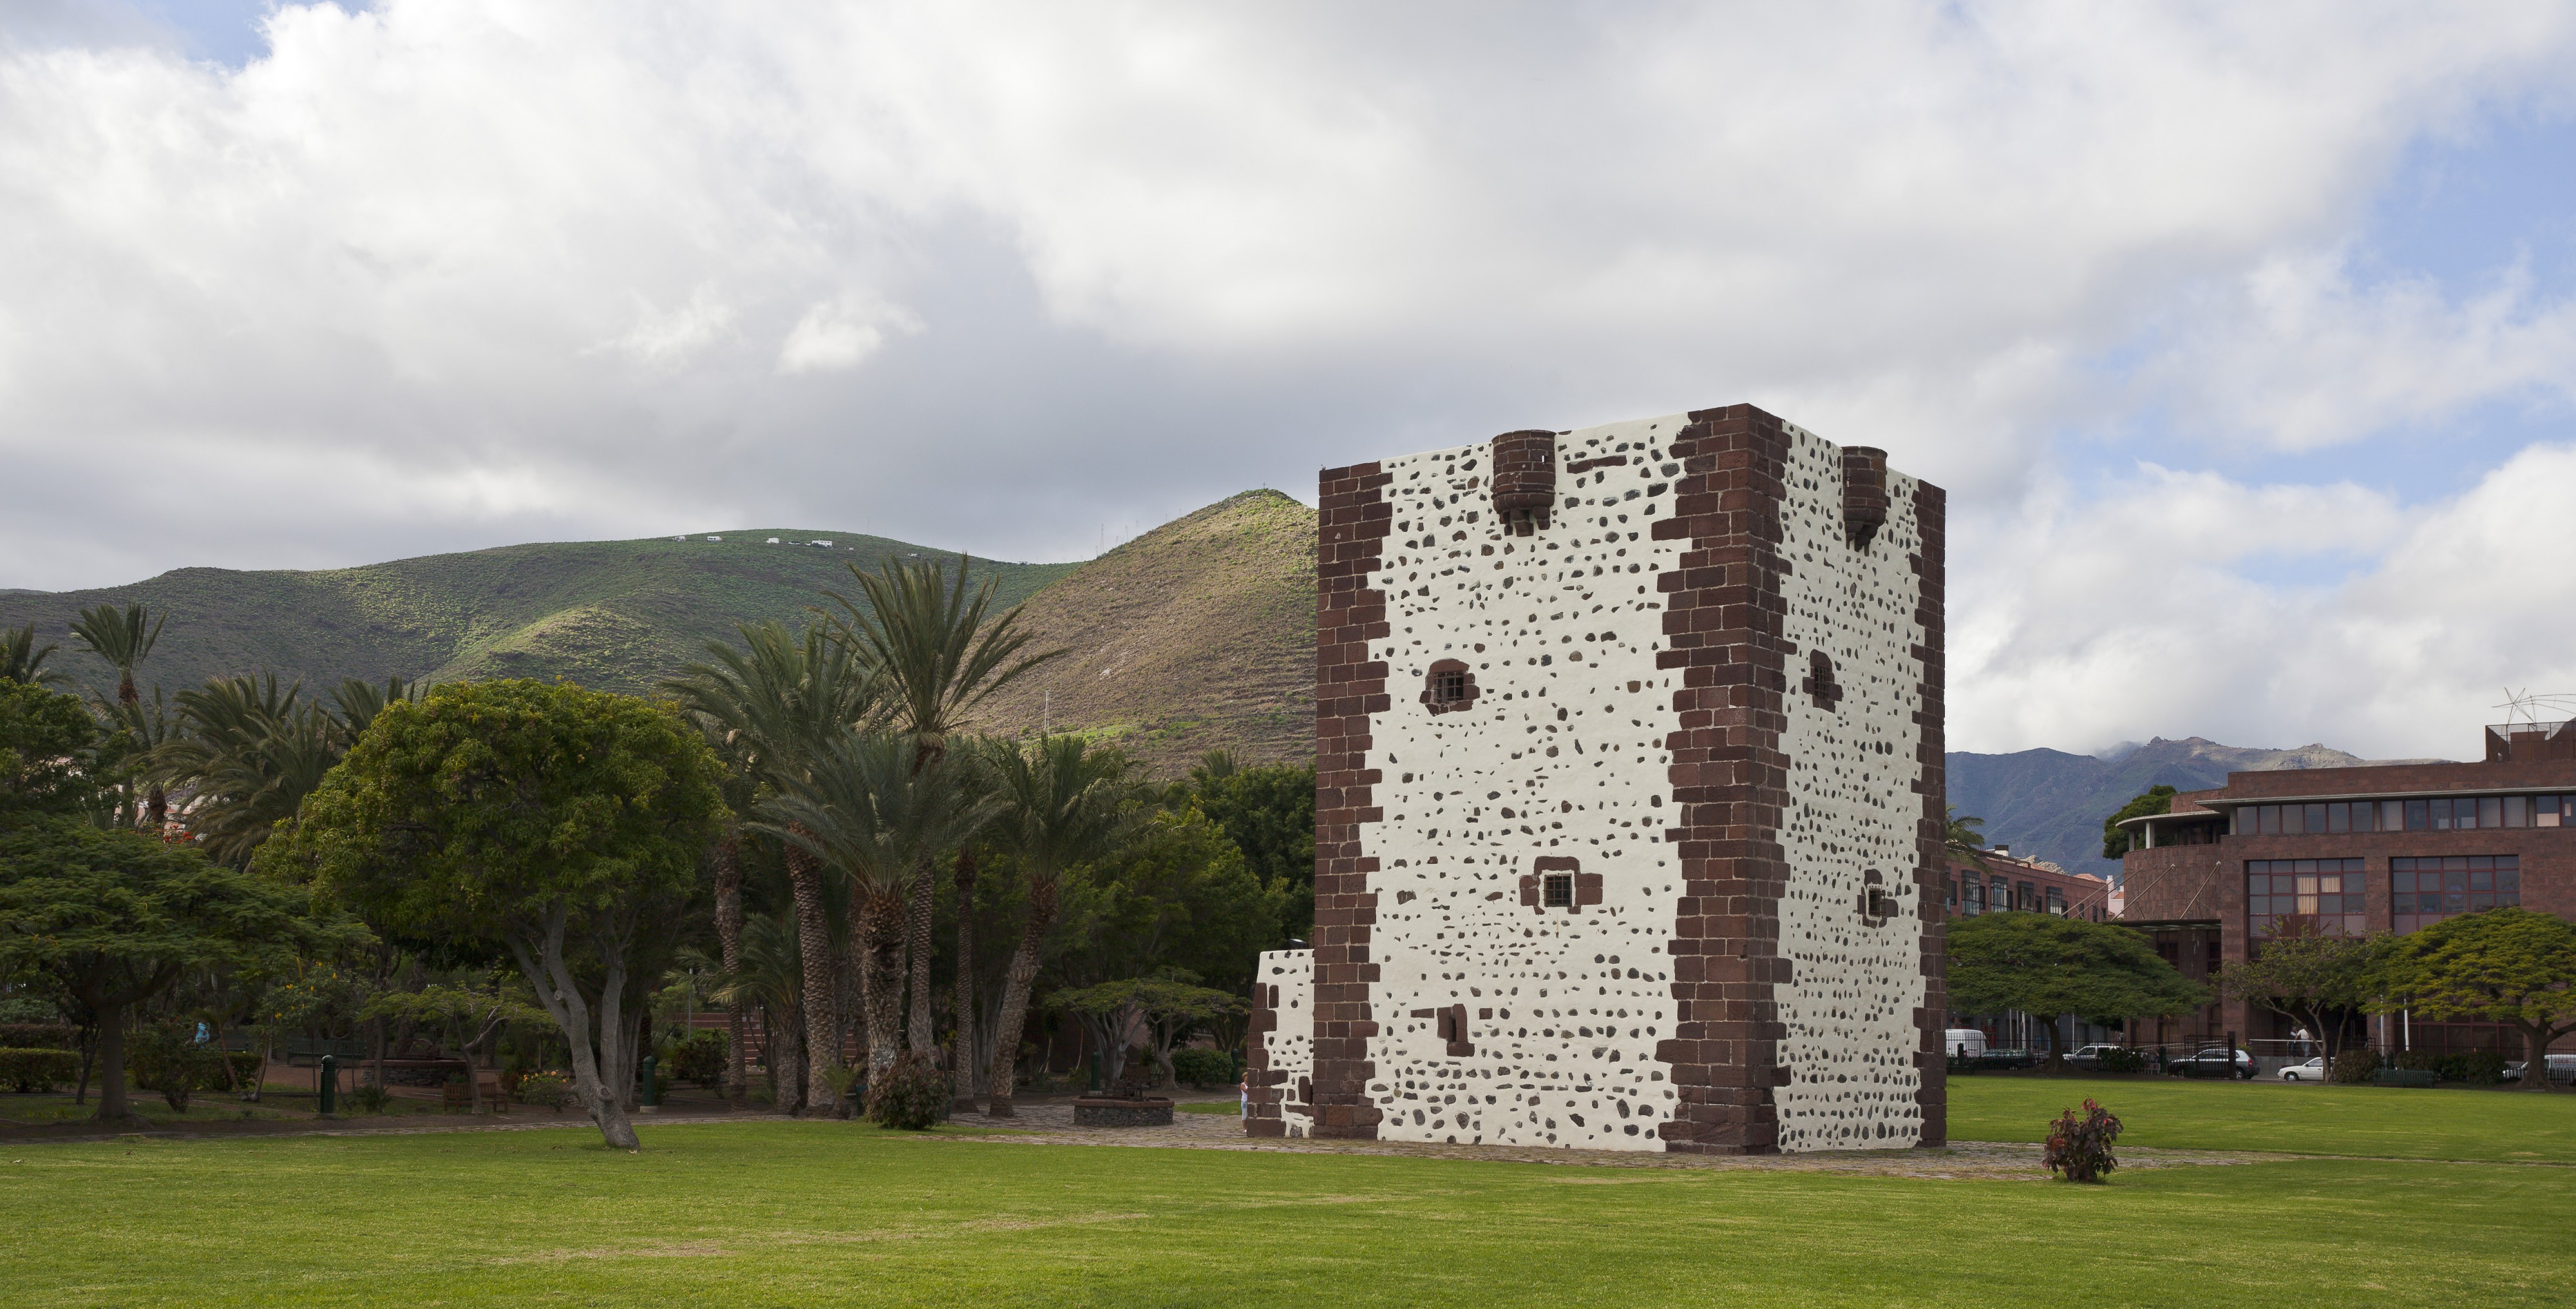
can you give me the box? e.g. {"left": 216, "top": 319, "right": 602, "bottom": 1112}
{"left": 1072, "top": 1097, "right": 1174, "bottom": 1127}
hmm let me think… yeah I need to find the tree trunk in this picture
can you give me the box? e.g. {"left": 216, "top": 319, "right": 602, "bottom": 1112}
{"left": 94, "top": 1004, "right": 133, "bottom": 1122}
{"left": 858, "top": 889, "right": 908, "bottom": 1089}
{"left": 951, "top": 848, "right": 979, "bottom": 1110}
{"left": 712, "top": 830, "right": 749, "bottom": 1110}
{"left": 508, "top": 908, "right": 641, "bottom": 1150}
{"left": 73, "top": 1023, "right": 95, "bottom": 1105}
{"left": 2521, "top": 1022, "right": 2567, "bottom": 1093}
{"left": 983, "top": 879, "right": 1057, "bottom": 1117}
{"left": 783, "top": 839, "right": 841, "bottom": 1114}
{"left": 905, "top": 850, "right": 936, "bottom": 1058}
{"left": 145, "top": 784, "right": 167, "bottom": 833}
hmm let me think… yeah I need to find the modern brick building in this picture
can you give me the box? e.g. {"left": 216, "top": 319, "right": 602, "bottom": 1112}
{"left": 1944, "top": 849, "right": 2114, "bottom": 922}
{"left": 2119, "top": 721, "right": 2576, "bottom": 1056}
{"left": 1246, "top": 403, "right": 1948, "bottom": 1154}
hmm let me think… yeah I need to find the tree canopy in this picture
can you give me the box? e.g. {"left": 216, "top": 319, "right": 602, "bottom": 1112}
{"left": 0, "top": 680, "right": 102, "bottom": 821}
{"left": 0, "top": 817, "right": 365, "bottom": 1120}
{"left": 2101, "top": 784, "right": 2177, "bottom": 859}
{"left": 2217, "top": 926, "right": 2374, "bottom": 1059}
{"left": 1947, "top": 911, "right": 2206, "bottom": 1067}
{"left": 2371, "top": 907, "right": 2576, "bottom": 1092}
{"left": 281, "top": 679, "right": 727, "bottom": 1146}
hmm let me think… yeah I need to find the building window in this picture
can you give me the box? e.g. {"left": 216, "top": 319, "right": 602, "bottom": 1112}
{"left": 1542, "top": 874, "right": 1574, "bottom": 908}
{"left": 2247, "top": 859, "right": 2365, "bottom": 937}
{"left": 1991, "top": 875, "right": 2009, "bottom": 911}
{"left": 2232, "top": 795, "right": 2576, "bottom": 835}
{"left": 2392, "top": 856, "right": 2519, "bottom": 933}
{"left": 1421, "top": 659, "right": 1479, "bottom": 715}
{"left": 2045, "top": 886, "right": 2065, "bottom": 916}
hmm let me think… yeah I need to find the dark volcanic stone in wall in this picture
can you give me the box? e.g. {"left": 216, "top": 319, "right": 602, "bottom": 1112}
{"left": 1311, "top": 461, "right": 1394, "bottom": 1139}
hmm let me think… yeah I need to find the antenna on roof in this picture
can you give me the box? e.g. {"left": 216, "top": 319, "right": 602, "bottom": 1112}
{"left": 2495, "top": 688, "right": 2576, "bottom": 726}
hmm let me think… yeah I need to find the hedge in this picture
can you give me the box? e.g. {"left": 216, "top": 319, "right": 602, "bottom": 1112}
{"left": 0, "top": 1023, "right": 75, "bottom": 1050}
{"left": 0, "top": 1047, "right": 81, "bottom": 1093}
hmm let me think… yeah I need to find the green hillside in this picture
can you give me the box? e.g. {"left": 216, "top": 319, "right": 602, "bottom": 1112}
{"left": 0, "top": 531, "right": 1079, "bottom": 701}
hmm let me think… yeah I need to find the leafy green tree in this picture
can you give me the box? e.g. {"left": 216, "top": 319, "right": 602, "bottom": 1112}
{"left": 2101, "top": 785, "right": 2177, "bottom": 859}
{"left": 279, "top": 680, "right": 726, "bottom": 1148}
{"left": 2370, "top": 907, "right": 2576, "bottom": 1093}
{"left": 363, "top": 972, "right": 547, "bottom": 1114}
{"left": 1055, "top": 806, "right": 1284, "bottom": 997}
{"left": 823, "top": 554, "right": 1058, "bottom": 1069}
{"left": 2217, "top": 925, "right": 2376, "bottom": 1061}
{"left": 665, "top": 622, "right": 875, "bottom": 1113}
{"left": 1947, "top": 912, "right": 2206, "bottom": 1071}
{"left": 66, "top": 602, "right": 162, "bottom": 708}
{"left": 1186, "top": 761, "right": 1315, "bottom": 942}
{"left": 1048, "top": 974, "right": 1247, "bottom": 1089}
{"left": 0, "top": 819, "right": 363, "bottom": 1122}
{"left": 1, "top": 680, "right": 102, "bottom": 820}
{"left": 1, "top": 623, "right": 70, "bottom": 687}
{"left": 977, "top": 734, "right": 1144, "bottom": 1116}
{"left": 757, "top": 731, "right": 992, "bottom": 1095}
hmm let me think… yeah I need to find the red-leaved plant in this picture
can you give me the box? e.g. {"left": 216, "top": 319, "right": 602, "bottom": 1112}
{"left": 2043, "top": 1098, "right": 2123, "bottom": 1183}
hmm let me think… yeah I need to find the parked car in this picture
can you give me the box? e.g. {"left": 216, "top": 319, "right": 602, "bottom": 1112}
{"left": 2066, "top": 1044, "right": 2123, "bottom": 1071}
{"left": 2169, "top": 1046, "right": 2257, "bottom": 1080}
{"left": 2277, "top": 1056, "right": 2327, "bottom": 1082}
{"left": 2502, "top": 1055, "right": 2576, "bottom": 1085}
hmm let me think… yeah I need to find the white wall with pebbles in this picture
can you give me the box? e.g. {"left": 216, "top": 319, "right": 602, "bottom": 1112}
{"left": 1770, "top": 423, "right": 1932, "bottom": 1151}
{"left": 1256, "top": 948, "right": 1314, "bottom": 1137}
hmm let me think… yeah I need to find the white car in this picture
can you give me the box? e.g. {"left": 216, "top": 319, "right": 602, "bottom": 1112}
{"left": 2278, "top": 1056, "right": 2327, "bottom": 1082}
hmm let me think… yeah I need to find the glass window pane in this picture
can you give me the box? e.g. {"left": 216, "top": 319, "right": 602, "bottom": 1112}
{"left": 2500, "top": 870, "right": 2521, "bottom": 892}
{"left": 2481, "top": 797, "right": 2503, "bottom": 828}
{"left": 2261, "top": 805, "right": 2281, "bottom": 834}
{"left": 2505, "top": 795, "right": 2528, "bottom": 828}
{"left": 2305, "top": 803, "right": 2327, "bottom": 834}
{"left": 2470, "top": 870, "right": 2493, "bottom": 892}
{"left": 2406, "top": 799, "right": 2429, "bottom": 831}
{"left": 2433, "top": 798, "right": 2456, "bottom": 830}
{"left": 2384, "top": 800, "right": 2405, "bottom": 831}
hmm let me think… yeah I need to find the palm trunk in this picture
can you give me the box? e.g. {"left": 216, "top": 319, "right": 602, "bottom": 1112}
{"left": 783, "top": 839, "right": 840, "bottom": 1114}
{"left": 951, "top": 848, "right": 979, "bottom": 1109}
{"left": 983, "top": 877, "right": 1057, "bottom": 1117}
{"left": 905, "top": 850, "right": 936, "bottom": 1057}
{"left": 858, "top": 889, "right": 908, "bottom": 1089}
{"left": 712, "top": 830, "right": 750, "bottom": 1109}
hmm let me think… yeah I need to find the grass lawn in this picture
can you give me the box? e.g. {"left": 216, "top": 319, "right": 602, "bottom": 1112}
{"left": 1, "top": 1119, "right": 2571, "bottom": 1307}
{"left": 1949, "top": 1075, "right": 2576, "bottom": 1163}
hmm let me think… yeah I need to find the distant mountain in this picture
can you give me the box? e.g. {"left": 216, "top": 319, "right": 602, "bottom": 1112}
{"left": 1946, "top": 737, "right": 2449, "bottom": 881}
{"left": 0, "top": 531, "right": 1077, "bottom": 702}
{"left": 966, "top": 489, "right": 1317, "bottom": 772}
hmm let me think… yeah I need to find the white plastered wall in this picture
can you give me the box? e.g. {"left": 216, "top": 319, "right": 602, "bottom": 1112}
{"left": 1770, "top": 425, "right": 1933, "bottom": 1150}
{"left": 1256, "top": 948, "right": 1315, "bottom": 1137}
{"left": 1360, "top": 414, "right": 1692, "bottom": 1149}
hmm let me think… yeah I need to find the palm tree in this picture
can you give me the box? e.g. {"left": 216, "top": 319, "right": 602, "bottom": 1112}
{"left": 1, "top": 623, "right": 70, "bottom": 686}
{"left": 67, "top": 602, "right": 162, "bottom": 706}
{"left": 99, "top": 689, "right": 177, "bottom": 832}
{"left": 665, "top": 622, "right": 877, "bottom": 1112}
{"left": 757, "top": 731, "right": 994, "bottom": 1093}
{"left": 153, "top": 674, "right": 345, "bottom": 868}
{"left": 977, "top": 734, "right": 1144, "bottom": 1116}
{"left": 668, "top": 702, "right": 761, "bottom": 1109}
{"left": 707, "top": 908, "right": 810, "bottom": 1113}
{"left": 323, "top": 676, "right": 426, "bottom": 748}
{"left": 1946, "top": 807, "right": 1990, "bottom": 871}
{"left": 822, "top": 555, "right": 1059, "bottom": 1078}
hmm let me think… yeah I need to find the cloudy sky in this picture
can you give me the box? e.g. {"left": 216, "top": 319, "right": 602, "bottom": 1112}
{"left": 5, "top": 2, "right": 2575, "bottom": 760}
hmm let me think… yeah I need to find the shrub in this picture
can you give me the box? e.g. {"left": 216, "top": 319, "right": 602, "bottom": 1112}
{"left": 128, "top": 1025, "right": 227, "bottom": 1111}
{"left": 0, "top": 1022, "right": 74, "bottom": 1049}
{"left": 1170, "top": 1046, "right": 1242, "bottom": 1089}
{"left": 2331, "top": 1049, "right": 2380, "bottom": 1085}
{"left": 2041, "top": 1098, "right": 2123, "bottom": 1183}
{"left": 2460, "top": 1051, "right": 2510, "bottom": 1085}
{"left": 0, "top": 997, "right": 62, "bottom": 1024}
{"left": 866, "top": 1051, "right": 949, "bottom": 1130}
{"left": 2094, "top": 1047, "right": 2148, "bottom": 1074}
{"left": 516, "top": 1071, "right": 571, "bottom": 1112}
{"left": 0, "top": 1047, "right": 80, "bottom": 1093}
{"left": 344, "top": 1083, "right": 391, "bottom": 1113}
{"left": 665, "top": 1029, "right": 726, "bottom": 1087}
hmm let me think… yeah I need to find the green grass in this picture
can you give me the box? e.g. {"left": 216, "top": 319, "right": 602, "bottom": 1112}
{"left": 0, "top": 1122, "right": 2567, "bottom": 1306}
{"left": 1178, "top": 1100, "right": 1241, "bottom": 1115}
{"left": 1949, "top": 1075, "right": 2576, "bottom": 1162}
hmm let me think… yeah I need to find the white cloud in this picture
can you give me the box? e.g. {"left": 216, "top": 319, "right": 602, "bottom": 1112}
{"left": 6, "top": 1, "right": 2576, "bottom": 757}
{"left": 777, "top": 296, "right": 920, "bottom": 374}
